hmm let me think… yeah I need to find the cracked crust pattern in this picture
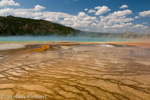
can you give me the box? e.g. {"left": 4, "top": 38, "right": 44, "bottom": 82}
{"left": 0, "top": 43, "right": 150, "bottom": 100}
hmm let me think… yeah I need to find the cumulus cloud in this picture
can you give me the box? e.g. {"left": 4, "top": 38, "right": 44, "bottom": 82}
{"left": 34, "top": 5, "right": 46, "bottom": 11}
{"left": 0, "top": 5, "right": 73, "bottom": 20}
{"left": 60, "top": 12, "right": 97, "bottom": 29}
{"left": 120, "top": 5, "right": 128, "bottom": 9}
{"left": 95, "top": 6, "right": 111, "bottom": 15}
{"left": 139, "top": 10, "right": 150, "bottom": 17}
{"left": 94, "top": 6, "right": 101, "bottom": 9}
{"left": 133, "top": 24, "right": 147, "bottom": 29}
{"left": 97, "top": 9, "right": 137, "bottom": 32}
{"left": 84, "top": 8, "right": 88, "bottom": 11}
{"left": 59, "top": 8, "right": 148, "bottom": 33}
{"left": 111, "top": 9, "right": 132, "bottom": 17}
{"left": 0, "top": 0, "right": 20, "bottom": 7}
{"left": 104, "top": 23, "right": 133, "bottom": 29}
{"left": 0, "top": 8, "right": 13, "bottom": 15}
{"left": 100, "top": 9, "right": 133, "bottom": 24}
{"left": 135, "top": 16, "right": 140, "bottom": 19}
{"left": 88, "top": 9, "right": 96, "bottom": 13}
{"left": 78, "top": 12, "right": 86, "bottom": 17}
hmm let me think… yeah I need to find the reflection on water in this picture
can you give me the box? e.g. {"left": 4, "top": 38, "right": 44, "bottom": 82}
{"left": 0, "top": 43, "right": 150, "bottom": 100}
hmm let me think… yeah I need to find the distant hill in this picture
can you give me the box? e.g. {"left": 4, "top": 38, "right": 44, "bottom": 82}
{"left": 0, "top": 16, "right": 80, "bottom": 36}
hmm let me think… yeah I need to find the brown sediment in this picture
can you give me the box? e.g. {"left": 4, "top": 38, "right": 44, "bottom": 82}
{"left": 108, "top": 42, "right": 150, "bottom": 48}
{"left": 0, "top": 42, "right": 150, "bottom": 100}
{"left": 30, "top": 45, "right": 50, "bottom": 52}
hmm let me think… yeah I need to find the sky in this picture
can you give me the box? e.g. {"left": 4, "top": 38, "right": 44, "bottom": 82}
{"left": 0, "top": 0, "right": 150, "bottom": 33}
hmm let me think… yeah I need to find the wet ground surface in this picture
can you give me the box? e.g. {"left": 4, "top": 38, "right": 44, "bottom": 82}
{"left": 0, "top": 43, "right": 150, "bottom": 100}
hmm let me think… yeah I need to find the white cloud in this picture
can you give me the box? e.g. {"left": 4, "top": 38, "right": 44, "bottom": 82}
{"left": 83, "top": 16, "right": 96, "bottom": 21}
{"left": 0, "top": 6, "right": 73, "bottom": 19}
{"left": 94, "top": 6, "right": 101, "bottom": 9}
{"left": 139, "top": 10, "right": 150, "bottom": 17}
{"left": 61, "top": 13, "right": 97, "bottom": 29}
{"left": 135, "top": 16, "right": 140, "bottom": 19}
{"left": 133, "top": 24, "right": 147, "bottom": 29}
{"left": 60, "top": 8, "right": 148, "bottom": 33}
{"left": 84, "top": 8, "right": 88, "bottom": 11}
{"left": 78, "top": 12, "right": 86, "bottom": 17}
{"left": 88, "top": 9, "right": 96, "bottom": 13}
{"left": 104, "top": 23, "right": 133, "bottom": 29}
{"left": 95, "top": 6, "right": 111, "bottom": 15}
{"left": 46, "top": 17, "right": 59, "bottom": 22}
{"left": 34, "top": 5, "right": 46, "bottom": 11}
{"left": 111, "top": 9, "right": 132, "bottom": 17}
{"left": 0, "top": 8, "right": 13, "bottom": 15}
{"left": 0, "top": 0, "right": 20, "bottom": 7}
{"left": 97, "top": 9, "right": 136, "bottom": 32}
{"left": 120, "top": 5, "right": 128, "bottom": 9}
{"left": 100, "top": 9, "right": 133, "bottom": 24}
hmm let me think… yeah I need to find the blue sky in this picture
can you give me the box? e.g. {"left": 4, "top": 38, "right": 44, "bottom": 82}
{"left": 0, "top": 0, "right": 150, "bottom": 33}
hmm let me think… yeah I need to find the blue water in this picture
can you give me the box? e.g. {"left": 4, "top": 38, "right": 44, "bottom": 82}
{"left": 0, "top": 36, "right": 127, "bottom": 42}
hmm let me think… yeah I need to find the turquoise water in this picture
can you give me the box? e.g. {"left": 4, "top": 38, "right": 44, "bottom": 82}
{"left": 0, "top": 36, "right": 127, "bottom": 42}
